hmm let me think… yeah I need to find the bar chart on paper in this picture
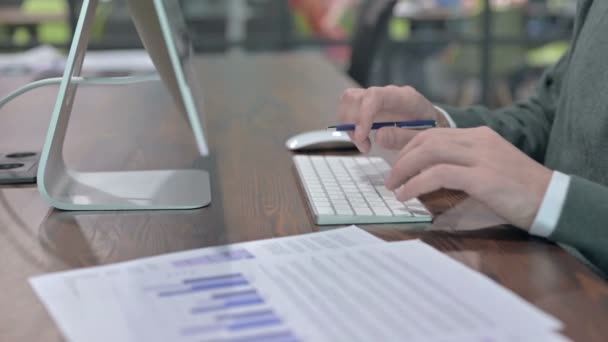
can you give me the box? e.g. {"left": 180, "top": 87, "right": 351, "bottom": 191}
{"left": 30, "top": 227, "right": 570, "bottom": 342}
{"left": 69, "top": 256, "right": 301, "bottom": 342}
{"left": 30, "top": 226, "right": 387, "bottom": 342}
{"left": 151, "top": 272, "right": 295, "bottom": 341}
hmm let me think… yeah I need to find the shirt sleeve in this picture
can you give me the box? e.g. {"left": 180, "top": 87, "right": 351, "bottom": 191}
{"left": 437, "top": 52, "right": 569, "bottom": 163}
{"left": 435, "top": 106, "right": 458, "bottom": 128}
{"left": 528, "top": 171, "right": 571, "bottom": 237}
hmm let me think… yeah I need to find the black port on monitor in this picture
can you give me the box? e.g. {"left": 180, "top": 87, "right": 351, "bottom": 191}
{"left": 0, "top": 163, "right": 24, "bottom": 170}
{"left": 6, "top": 152, "right": 37, "bottom": 159}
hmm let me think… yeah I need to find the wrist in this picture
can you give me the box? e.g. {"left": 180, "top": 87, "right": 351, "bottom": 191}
{"left": 524, "top": 167, "right": 554, "bottom": 231}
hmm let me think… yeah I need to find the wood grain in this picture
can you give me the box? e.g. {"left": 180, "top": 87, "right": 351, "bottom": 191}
{"left": 0, "top": 52, "right": 606, "bottom": 341}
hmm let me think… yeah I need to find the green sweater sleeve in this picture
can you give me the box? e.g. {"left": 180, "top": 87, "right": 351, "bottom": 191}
{"left": 550, "top": 176, "right": 608, "bottom": 273}
{"left": 441, "top": 53, "right": 569, "bottom": 162}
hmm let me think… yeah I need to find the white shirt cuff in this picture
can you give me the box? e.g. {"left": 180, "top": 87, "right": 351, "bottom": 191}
{"left": 529, "top": 171, "right": 571, "bottom": 237}
{"left": 434, "top": 106, "right": 458, "bottom": 128}
{"left": 435, "top": 105, "right": 570, "bottom": 237}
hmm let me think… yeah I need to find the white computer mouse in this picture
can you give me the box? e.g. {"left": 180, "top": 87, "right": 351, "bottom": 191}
{"left": 286, "top": 130, "right": 358, "bottom": 152}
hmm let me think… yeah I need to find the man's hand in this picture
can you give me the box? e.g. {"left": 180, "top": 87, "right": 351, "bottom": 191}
{"left": 385, "top": 127, "right": 553, "bottom": 229}
{"left": 338, "top": 86, "right": 448, "bottom": 153}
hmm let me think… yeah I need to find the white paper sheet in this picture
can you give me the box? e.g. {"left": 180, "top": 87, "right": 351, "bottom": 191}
{"left": 0, "top": 46, "right": 156, "bottom": 74}
{"left": 30, "top": 227, "right": 568, "bottom": 342}
{"left": 30, "top": 226, "right": 383, "bottom": 340}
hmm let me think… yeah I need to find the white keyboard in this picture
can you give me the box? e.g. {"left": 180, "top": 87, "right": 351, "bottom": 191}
{"left": 293, "top": 155, "right": 432, "bottom": 225}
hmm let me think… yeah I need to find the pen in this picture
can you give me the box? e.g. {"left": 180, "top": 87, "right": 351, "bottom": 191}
{"left": 328, "top": 120, "right": 436, "bottom": 132}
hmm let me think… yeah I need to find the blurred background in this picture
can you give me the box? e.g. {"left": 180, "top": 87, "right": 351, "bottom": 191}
{"left": 0, "top": 0, "right": 576, "bottom": 107}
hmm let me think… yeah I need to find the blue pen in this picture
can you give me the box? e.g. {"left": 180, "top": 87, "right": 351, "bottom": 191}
{"left": 328, "top": 120, "right": 436, "bottom": 131}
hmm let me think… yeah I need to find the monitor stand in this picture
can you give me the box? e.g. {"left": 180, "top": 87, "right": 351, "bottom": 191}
{"left": 37, "top": 0, "right": 211, "bottom": 211}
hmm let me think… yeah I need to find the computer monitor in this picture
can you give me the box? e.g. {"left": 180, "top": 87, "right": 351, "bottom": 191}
{"left": 129, "top": 0, "right": 209, "bottom": 156}
{"left": 37, "top": 0, "right": 212, "bottom": 211}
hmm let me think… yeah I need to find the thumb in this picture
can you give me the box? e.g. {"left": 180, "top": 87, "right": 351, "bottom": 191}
{"left": 374, "top": 127, "right": 419, "bottom": 150}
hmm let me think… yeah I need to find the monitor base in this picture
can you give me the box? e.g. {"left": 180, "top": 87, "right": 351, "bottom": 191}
{"left": 36, "top": 0, "right": 212, "bottom": 211}
{"left": 39, "top": 169, "right": 211, "bottom": 211}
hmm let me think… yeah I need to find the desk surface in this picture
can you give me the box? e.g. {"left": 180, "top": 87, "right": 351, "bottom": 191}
{"left": 0, "top": 52, "right": 607, "bottom": 341}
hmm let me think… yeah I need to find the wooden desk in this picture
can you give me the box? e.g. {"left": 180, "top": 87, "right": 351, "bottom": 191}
{"left": 0, "top": 52, "right": 607, "bottom": 341}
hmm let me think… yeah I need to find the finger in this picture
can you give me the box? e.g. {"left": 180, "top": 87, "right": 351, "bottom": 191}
{"left": 378, "top": 85, "right": 419, "bottom": 115}
{"left": 374, "top": 127, "right": 419, "bottom": 150}
{"left": 338, "top": 88, "right": 364, "bottom": 147}
{"left": 353, "top": 86, "right": 435, "bottom": 141}
{"left": 398, "top": 128, "right": 472, "bottom": 159}
{"left": 354, "top": 87, "right": 383, "bottom": 144}
{"left": 338, "top": 88, "right": 364, "bottom": 124}
{"left": 386, "top": 140, "right": 475, "bottom": 190}
{"left": 358, "top": 138, "right": 372, "bottom": 154}
{"left": 394, "top": 164, "right": 474, "bottom": 202}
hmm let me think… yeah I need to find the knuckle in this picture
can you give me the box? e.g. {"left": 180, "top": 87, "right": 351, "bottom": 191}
{"left": 415, "top": 129, "right": 433, "bottom": 142}
{"left": 476, "top": 126, "right": 497, "bottom": 139}
{"left": 407, "top": 135, "right": 424, "bottom": 150}
{"left": 361, "top": 89, "right": 380, "bottom": 108}
{"left": 393, "top": 157, "right": 410, "bottom": 176}
{"left": 385, "top": 85, "right": 400, "bottom": 92}
{"left": 364, "top": 87, "right": 379, "bottom": 98}
{"left": 341, "top": 88, "right": 361, "bottom": 101}
{"left": 401, "top": 85, "right": 418, "bottom": 96}
{"left": 429, "top": 143, "right": 443, "bottom": 160}
{"left": 391, "top": 163, "right": 404, "bottom": 178}
{"left": 426, "top": 165, "right": 449, "bottom": 185}
{"left": 419, "top": 139, "right": 443, "bottom": 161}
{"left": 401, "top": 85, "right": 414, "bottom": 93}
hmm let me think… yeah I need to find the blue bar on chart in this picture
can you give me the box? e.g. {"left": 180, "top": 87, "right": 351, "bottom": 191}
{"left": 181, "top": 304, "right": 295, "bottom": 340}
{"left": 190, "top": 295, "right": 265, "bottom": 314}
{"left": 183, "top": 273, "right": 245, "bottom": 285}
{"left": 221, "top": 331, "right": 299, "bottom": 342}
{"left": 172, "top": 249, "right": 255, "bottom": 268}
{"left": 226, "top": 316, "right": 283, "bottom": 332}
{"left": 157, "top": 273, "right": 250, "bottom": 297}
{"left": 216, "top": 309, "right": 276, "bottom": 321}
{"left": 212, "top": 289, "right": 258, "bottom": 300}
{"left": 191, "top": 288, "right": 264, "bottom": 311}
{"left": 188, "top": 330, "right": 300, "bottom": 342}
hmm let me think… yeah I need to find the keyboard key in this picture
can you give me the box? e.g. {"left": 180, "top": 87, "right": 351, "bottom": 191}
{"left": 405, "top": 199, "right": 424, "bottom": 206}
{"left": 365, "top": 197, "right": 384, "bottom": 204}
{"left": 316, "top": 207, "right": 335, "bottom": 215}
{"left": 406, "top": 205, "right": 428, "bottom": 212}
{"left": 410, "top": 209, "right": 431, "bottom": 217}
{"left": 336, "top": 209, "right": 354, "bottom": 216}
{"left": 354, "top": 208, "right": 373, "bottom": 216}
{"left": 372, "top": 208, "right": 393, "bottom": 216}
{"left": 391, "top": 208, "right": 413, "bottom": 217}
{"left": 347, "top": 198, "right": 365, "bottom": 205}
{"left": 332, "top": 201, "right": 350, "bottom": 207}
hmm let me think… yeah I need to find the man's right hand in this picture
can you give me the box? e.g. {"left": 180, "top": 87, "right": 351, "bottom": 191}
{"left": 338, "top": 86, "right": 448, "bottom": 153}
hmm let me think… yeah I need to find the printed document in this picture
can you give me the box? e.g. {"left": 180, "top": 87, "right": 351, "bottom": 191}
{"left": 30, "top": 226, "right": 568, "bottom": 342}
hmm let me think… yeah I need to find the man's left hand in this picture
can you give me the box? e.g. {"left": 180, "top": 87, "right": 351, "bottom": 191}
{"left": 384, "top": 127, "right": 553, "bottom": 229}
